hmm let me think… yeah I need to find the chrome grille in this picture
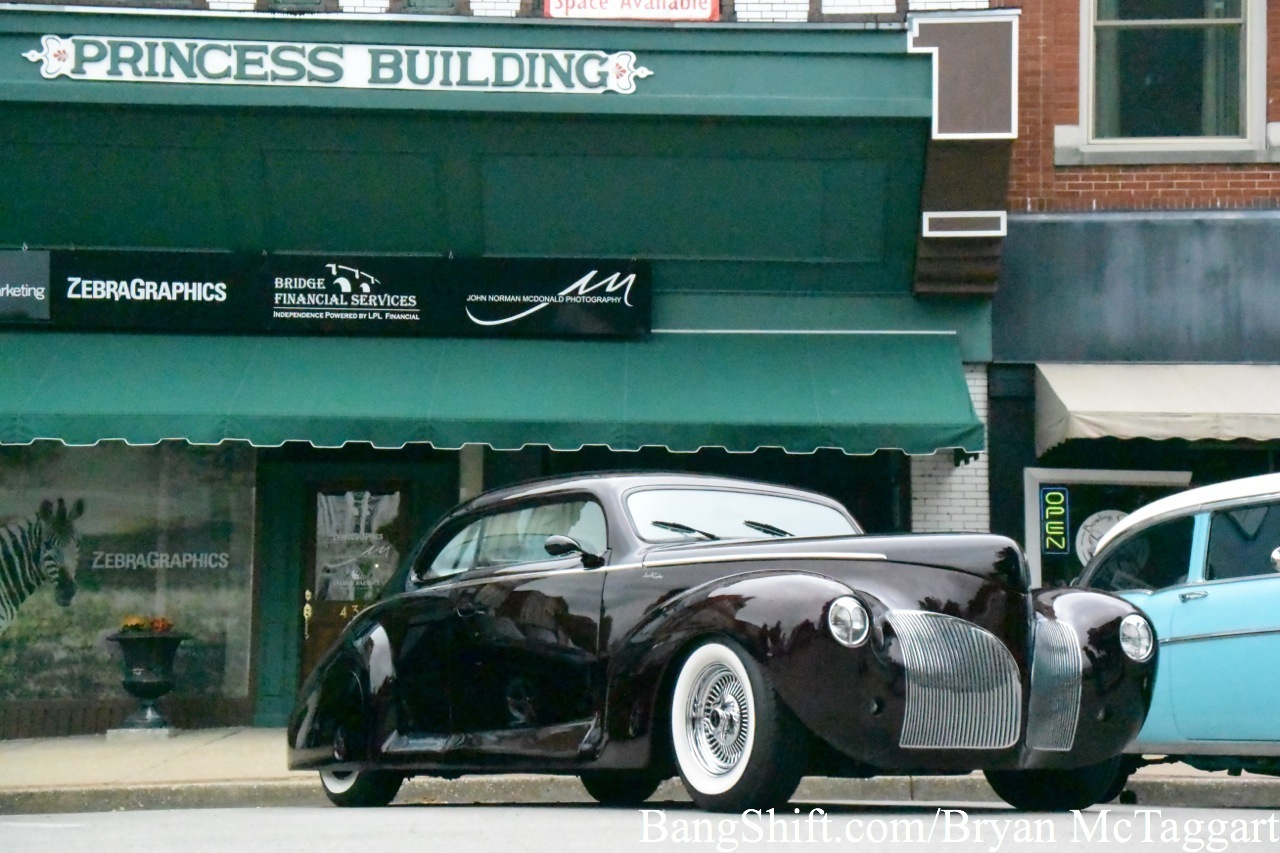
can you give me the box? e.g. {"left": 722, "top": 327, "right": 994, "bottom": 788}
{"left": 886, "top": 610, "right": 1021, "bottom": 750}
{"left": 1026, "top": 619, "right": 1082, "bottom": 751}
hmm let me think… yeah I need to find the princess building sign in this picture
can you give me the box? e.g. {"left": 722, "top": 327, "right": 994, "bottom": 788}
{"left": 22, "top": 35, "right": 654, "bottom": 94}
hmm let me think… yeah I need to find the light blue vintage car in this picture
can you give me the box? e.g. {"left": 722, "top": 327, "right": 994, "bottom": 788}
{"left": 1077, "top": 473, "right": 1280, "bottom": 789}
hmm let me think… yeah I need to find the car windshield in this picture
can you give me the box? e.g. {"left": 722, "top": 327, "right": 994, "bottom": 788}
{"left": 627, "top": 488, "right": 858, "bottom": 543}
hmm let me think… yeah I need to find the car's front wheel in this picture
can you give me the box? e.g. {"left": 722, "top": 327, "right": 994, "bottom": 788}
{"left": 319, "top": 768, "right": 404, "bottom": 807}
{"left": 580, "top": 769, "right": 665, "bottom": 806}
{"left": 669, "top": 638, "right": 808, "bottom": 812}
{"left": 984, "top": 755, "right": 1124, "bottom": 812}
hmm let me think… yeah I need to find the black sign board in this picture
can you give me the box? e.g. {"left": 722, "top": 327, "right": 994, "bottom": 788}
{"left": 1, "top": 250, "right": 649, "bottom": 339}
{"left": 0, "top": 250, "right": 52, "bottom": 322}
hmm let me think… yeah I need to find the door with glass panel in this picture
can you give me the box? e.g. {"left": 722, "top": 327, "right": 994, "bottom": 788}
{"left": 301, "top": 484, "right": 410, "bottom": 679}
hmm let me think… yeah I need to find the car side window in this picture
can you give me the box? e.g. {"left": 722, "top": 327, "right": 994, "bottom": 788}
{"left": 424, "top": 518, "right": 485, "bottom": 579}
{"left": 474, "top": 500, "right": 606, "bottom": 569}
{"left": 1206, "top": 501, "right": 1280, "bottom": 582}
{"left": 419, "top": 500, "right": 607, "bottom": 580}
{"left": 1089, "top": 516, "right": 1195, "bottom": 593}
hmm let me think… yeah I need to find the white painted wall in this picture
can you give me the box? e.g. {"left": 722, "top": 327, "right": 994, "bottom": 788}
{"left": 910, "top": 364, "right": 990, "bottom": 533}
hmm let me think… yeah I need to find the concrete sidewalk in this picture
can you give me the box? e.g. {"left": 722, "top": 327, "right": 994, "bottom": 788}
{"left": 2, "top": 727, "right": 1279, "bottom": 815}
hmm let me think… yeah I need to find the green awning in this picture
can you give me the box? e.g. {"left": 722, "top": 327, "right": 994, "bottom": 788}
{"left": 0, "top": 332, "right": 982, "bottom": 455}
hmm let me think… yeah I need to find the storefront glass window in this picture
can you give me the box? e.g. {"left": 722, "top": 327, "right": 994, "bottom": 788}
{"left": 0, "top": 441, "right": 256, "bottom": 702}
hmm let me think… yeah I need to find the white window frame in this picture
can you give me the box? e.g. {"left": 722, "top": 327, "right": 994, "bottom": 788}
{"left": 1056, "top": 0, "right": 1271, "bottom": 165}
{"left": 1022, "top": 467, "right": 1191, "bottom": 588}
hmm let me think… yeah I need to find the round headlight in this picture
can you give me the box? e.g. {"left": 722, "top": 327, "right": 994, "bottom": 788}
{"left": 1118, "top": 613, "right": 1155, "bottom": 662}
{"left": 828, "top": 596, "right": 870, "bottom": 648}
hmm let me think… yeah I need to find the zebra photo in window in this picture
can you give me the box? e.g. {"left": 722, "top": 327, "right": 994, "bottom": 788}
{"left": 0, "top": 497, "right": 85, "bottom": 635}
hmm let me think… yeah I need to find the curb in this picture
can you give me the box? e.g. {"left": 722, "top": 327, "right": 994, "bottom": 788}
{"left": 3, "top": 774, "right": 1278, "bottom": 816}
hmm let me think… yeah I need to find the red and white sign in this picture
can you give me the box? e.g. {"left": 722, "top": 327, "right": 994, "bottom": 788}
{"left": 545, "top": 0, "right": 718, "bottom": 22}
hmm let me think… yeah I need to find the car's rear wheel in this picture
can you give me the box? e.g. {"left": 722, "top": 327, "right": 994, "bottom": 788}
{"left": 984, "top": 755, "right": 1124, "bottom": 812}
{"left": 319, "top": 768, "right": 404, "bottom": 807}
{"left": 579, "top": 769, "right": 665, "bottom": 806}
{"left": 670, "top": 638, "right": 808, "bottom": 812}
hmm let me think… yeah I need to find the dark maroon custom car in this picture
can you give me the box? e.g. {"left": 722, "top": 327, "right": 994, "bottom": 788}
{"left": 288, "top": 473, "right": 1155, "bottom": 812}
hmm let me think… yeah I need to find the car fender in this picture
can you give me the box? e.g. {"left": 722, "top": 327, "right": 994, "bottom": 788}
{"left": 287, "top": 613, "right": 396, "bottom": 771}
{"left": 599, "top": 570, "right": 855, "bottom": 768}
{"left": 1018, "top": 587, "right": 1157, "bottom": 769}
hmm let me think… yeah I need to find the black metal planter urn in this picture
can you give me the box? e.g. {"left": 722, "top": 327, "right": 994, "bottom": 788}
{"left": 107, "top": 630, "right": 189, "bottom": 729}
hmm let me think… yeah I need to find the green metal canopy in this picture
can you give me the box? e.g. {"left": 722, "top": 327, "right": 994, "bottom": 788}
{"left": 0, "top": 332, "right": 982, "bottom": 455}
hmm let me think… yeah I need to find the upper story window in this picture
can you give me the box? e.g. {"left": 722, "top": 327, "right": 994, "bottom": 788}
{"left": 1059, "top": 0, "right": 1268, "bottom": 164}
{"left": 1093, "top": 1, "right": 1245, "bottom": 140}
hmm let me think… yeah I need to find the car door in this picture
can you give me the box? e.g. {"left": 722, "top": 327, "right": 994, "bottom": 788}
{"left": 1084, "top": 513, "right": 1197, "bottom": 746}
{"left": 447, "top": 498, "right": 609, "bottom": 757}
{"left": 384, "top": 587, "right": 457, "bottom": 741}
{"left": 1168, "top": 499, "right": 1280, "bottom": 741}
{"left": 386, "top": 514, "right": 486, "bottom": 744}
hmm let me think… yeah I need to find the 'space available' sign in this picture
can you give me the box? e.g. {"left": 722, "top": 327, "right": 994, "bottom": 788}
{"left": 23, "top": 35, "right": 654, "bottom": 95}
{"left": 0, "top": 250, "right": 650, "bottom": 339}
{"left": 545, "top": 0, "right": 718, "bottom": 22}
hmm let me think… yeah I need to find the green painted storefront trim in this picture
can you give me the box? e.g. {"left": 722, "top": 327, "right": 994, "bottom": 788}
{"left": 250, "top": 461, "right": 306, "bottom": 727}
{"left": 0, "top": 7, "right": 931, "bottom": 117}
{"left": 1, "top": 104, "right": 930, "bottom": 281}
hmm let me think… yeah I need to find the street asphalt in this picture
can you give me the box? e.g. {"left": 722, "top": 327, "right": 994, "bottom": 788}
{"left": 1, "top": 727, "right": 1279, "bottom": 815}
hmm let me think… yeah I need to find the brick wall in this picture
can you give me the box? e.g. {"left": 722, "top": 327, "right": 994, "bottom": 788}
{"left": 1005, "top": 0, "right": 1280, "bottom": 212}
{"left": 737, "top": 0, "right": 810, "bottom": 22}
{"left": 910, "top": 365, "right": 990, "bottom": 533}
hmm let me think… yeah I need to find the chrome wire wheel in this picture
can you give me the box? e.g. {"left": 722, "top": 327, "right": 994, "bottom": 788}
{"left": 671, "top": 642, "right": 757, "bottom": 797}
{"left": 687, "top": 662, "right": 752, "bottom": 778}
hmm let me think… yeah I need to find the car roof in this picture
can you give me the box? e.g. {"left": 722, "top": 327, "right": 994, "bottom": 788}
{"left": 1096, "top": 472, "right": 1280, "bottom": 553}
{"left": 455, "top": 471, "right": 851, "bottom": 515}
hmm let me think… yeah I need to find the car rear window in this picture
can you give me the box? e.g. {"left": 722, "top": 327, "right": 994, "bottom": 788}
{"left": 626, "top": 488, "right": 858, "bottom": 543}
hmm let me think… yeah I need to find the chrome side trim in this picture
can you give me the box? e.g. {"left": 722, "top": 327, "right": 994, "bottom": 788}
{"left": 1129, "top": 741, "right": 1280, "bottom": 758}
{"left": 1161, "top": 626, "right": 1280, "bottom": 646}
{"left": 642, "top": 552, "right": 888, "bottom": 569}
{"left": 886, "top": 610, "right": 1022, "bottom": 750}
{"left": 415, "top": 552, "right": 887, "bottom": 593}
{"left": 1026, "top": 620, "right": 1082, "bottom": 752}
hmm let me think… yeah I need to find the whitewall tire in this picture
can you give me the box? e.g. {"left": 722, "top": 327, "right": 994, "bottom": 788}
{"left": 669, "top": 638, "right": 807, "bottom": 812}
{"left": 319, "top": 768, "right": 403, "bottom": 807}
